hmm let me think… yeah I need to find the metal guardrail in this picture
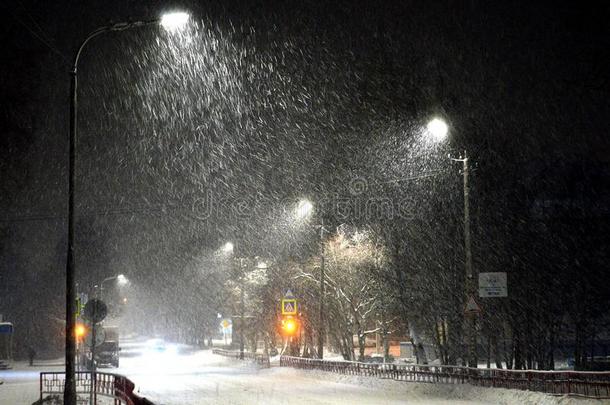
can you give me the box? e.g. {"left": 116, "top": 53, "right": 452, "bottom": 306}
{"left": 40, "top": 371, "right": 150, "bottom": 404}
{"left": 280, "top": 356, "right": 610, "bottom": 399}
{"left": 212, "top": 348, "right": 271, "bottom": 368}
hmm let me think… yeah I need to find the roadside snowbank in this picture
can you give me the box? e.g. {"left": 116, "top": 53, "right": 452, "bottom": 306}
{"left": 273, "top": 367, "right": 609, "bottom": 405}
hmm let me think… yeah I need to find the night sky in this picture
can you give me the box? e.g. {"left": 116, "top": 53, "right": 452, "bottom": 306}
{"left": 1, "top": 1, "right": 609, "bottom": 359}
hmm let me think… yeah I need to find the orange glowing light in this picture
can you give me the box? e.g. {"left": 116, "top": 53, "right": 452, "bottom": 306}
{"left": 74, "top": 323, "right": 87, "bottom": 340}
{"left": 282, "top": 318, "right": 297, "bottom": 335}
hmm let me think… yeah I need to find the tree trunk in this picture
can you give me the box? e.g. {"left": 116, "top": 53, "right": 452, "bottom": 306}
{"left": 439, "top": 318, "right": 449, "bottom": 365}
{"left": 417, "top": 343, "right": 428, "bottom": 365}
{"left": 383, "top": 331, "right": 390, "bottom": 362}
{"left": 513, "top": 326, "right": 523, "bottom": 370}
{"left": 547, "top": 324, "right": 557, "bottom": 370}
{"left": 503, "top": 324, "right": 512, "bottom": 369}
{"left": 358, "top": 333, "right": 366, "bottom": 362}
{"left": 341, "top": 333, "right": 353, "bottom": 361}
{"left": 411, "top": 338, "right": 419, "bottom": 364}
{"left": 491, "top": 334, "right": 503, "bottom": 369}
{"left": 525, "top": 315, "right": 533, "bottom": 369}
{"left": 448, "top": 310, "right": 461, "bottom": 365}
{"left": 487, "top": 333, "right": 491, "bottom": 369}
{"left": 574, "top": 322, "right": 583, "bottom": 370}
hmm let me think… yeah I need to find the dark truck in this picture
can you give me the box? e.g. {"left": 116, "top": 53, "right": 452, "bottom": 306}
{"left": 95, "top": 326, "right": 120, "bottom": 368}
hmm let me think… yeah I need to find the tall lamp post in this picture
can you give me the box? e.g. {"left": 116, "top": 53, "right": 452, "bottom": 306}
{"left": 239, "top": 257, "right": 245, "bottom": 360}
{"left": 64, "top": 12, "right": 189, "bottom": 405}
{"left": 221, "top": 242, "right": 247, "bottom": 359}
{"left": 425, "top": 118, "right": 477, "bottom": 368}
{"left": 295, "top": 199, "right": 327, "bottom": 359}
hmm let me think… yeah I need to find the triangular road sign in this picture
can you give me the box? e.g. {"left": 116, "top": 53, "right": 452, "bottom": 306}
{"left": 464, "top": 295, "right": 482, "bottom": 315}
{"left": 281, "top": 298, "right": 297, "bottom": 315}
{"left": 284, "top": 289, "right": 295, "bottom": 298}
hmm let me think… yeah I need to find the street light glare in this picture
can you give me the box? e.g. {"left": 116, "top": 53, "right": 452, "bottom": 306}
{"left": 296, "top": 199, "right": 314, "bottom": 220}
{"left": 426, "top": 118, "right": 449, "bottom": 142}
{"left": 117, "top": 274, "right": 128, "bottom": 285}
{"left": 222, "top": 242, "right": 234, "bottom": 253}
{"left": 160, "top": 12, "right": 190, "bottom": 31}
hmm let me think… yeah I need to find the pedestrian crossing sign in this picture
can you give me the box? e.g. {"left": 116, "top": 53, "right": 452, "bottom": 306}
{"left": 281, "top": 298, "right": 297, "bottom": 315}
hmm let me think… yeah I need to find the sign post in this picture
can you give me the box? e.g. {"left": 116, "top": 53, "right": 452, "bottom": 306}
{"left": 82, "top": 299, "right": 107, "bottom": 405}
{"left": 478, "top": 272, "right": 508, "bottom": 298}
{"left": 220, "top": 319, "right": 232, "bottom": 345}
{"left": 281, "top": 289, "right": 298, "bottom": 316}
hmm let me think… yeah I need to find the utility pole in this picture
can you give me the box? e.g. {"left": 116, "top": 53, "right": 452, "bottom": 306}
{"left": 65, "top": 51, "right": 78, "bottom": 405}
{"left": 317, "top": 218, "right": 325, "bottom": 359}
{"left": 89, "top": 322, "right": 97, "bottom": 405}
{"left": 458, "top": 151, "right": 477, "bottom": 368}
{"left": 422, "top": 119, "right": 477, "bottom": 368}
{"left": 239, "top": 258, "right": 245, "bottom": 360}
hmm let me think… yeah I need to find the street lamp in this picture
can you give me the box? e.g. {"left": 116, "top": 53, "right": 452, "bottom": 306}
{"left": 426, "top": 117, "right": 449, "bottom": 142}
{"left": 160, "top": 12, "right": 190, "bottom": 32}
{"left": 425, "top": 117, "right": 477, "bottom": 368}
{"left": 222, "top": 242, "right": 235, "bottom": 254}
{"left": 64, "top": 11, "right": 189, "bottom": 405}
{"left": 98, "top": 274, "right": 129, "bottom": 298}
{"left": 295, "top": 199, "right": 327, "bottom": 359}
{"left": 117, "top": 274, "right": 128, "bottom": 286}
{"left": 221, "top": 242, "right": 246, "bottom": 359}
{"left": 295, "top": 199, "right": 314, "bottom": 220}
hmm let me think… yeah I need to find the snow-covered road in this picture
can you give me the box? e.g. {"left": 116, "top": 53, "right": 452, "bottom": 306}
{"left": 116, "top": 338, "right": 603, "bottom": 405}
{"left": 2, "top": 337, "right": 606, "bottom": 405}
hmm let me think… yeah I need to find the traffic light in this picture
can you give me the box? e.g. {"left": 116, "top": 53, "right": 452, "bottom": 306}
{"left": 280, "top": 316, "right": 299, "bottom": 336}
{"left": 74, "top": 323, "right": 87, "bottom": 341}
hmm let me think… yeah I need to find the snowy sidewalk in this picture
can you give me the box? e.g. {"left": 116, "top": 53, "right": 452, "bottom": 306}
{"left": 0, "top": 359, "right": 64, "bottom": 405}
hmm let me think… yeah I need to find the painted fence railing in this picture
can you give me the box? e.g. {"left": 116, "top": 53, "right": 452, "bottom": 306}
{"left": 279, "top": 356, "right": 610, "bottom": 399}
{"left": 212, "top": 348, "right": 271, "bottom": 368}
{"left": 39, "top": 371, "right": 150, "bottom": 404}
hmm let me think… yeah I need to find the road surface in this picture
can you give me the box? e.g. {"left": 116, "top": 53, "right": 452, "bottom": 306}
{"left": 117, "top": 338, "right": 475, "bottom": 405}
{"left": 1, "top": 337, "right": 604, "bottom": 405}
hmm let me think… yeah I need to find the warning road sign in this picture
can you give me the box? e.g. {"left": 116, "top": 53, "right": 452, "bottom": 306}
{"left": 464, "top": 295, "right": 482, "bottom": 315}
{"left": 281, "top": 298, "right": 297, "bottom": 315}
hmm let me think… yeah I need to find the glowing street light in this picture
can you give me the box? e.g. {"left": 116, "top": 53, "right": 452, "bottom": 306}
{"left": 117, "top": 274, "right": 128, "bottom": 286}
{"left": 98, "top": 274, "right": 129, "bottom": 301}
{"left": 160, "top": 12, "right": 190, "bottom": 32}
{"left": 426, "top": 118, "right": 449, "bottom": 142}
{"left": 222, "top": 242, "right": 235, "bottom": 254}
{"left": 295, "top": 199, "right": 314, "bottom": 220}
{"left": 100, "top": 274, "right": 128, "bottom": 290}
